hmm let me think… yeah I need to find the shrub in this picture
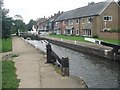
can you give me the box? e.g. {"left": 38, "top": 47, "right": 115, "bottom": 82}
{"left": 92, "top": 34, "right": 98, "bottom": 38}
{"left": 107, "top": 28, "right": 120, "bottom": 32}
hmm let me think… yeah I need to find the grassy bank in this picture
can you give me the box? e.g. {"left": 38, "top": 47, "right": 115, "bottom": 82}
{"left": 96, "top": 38, "right": 120, "bottom": 45}
{"left": 2, "top": 60, "right": 20, "bottom": 88}
{"left": 49, "top": 34, "right": 119, "bottom": 45}
{"left": 0, "top": 38, "right": 12, "bottom": 52}
{"left": 49, "top": 35, "right": 86, "bottom": 42}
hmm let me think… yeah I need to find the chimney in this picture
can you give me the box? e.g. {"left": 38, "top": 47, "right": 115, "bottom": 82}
{"left": 54, "top": 13, "right": 56, "bottom": 16}
{"left": 58, "top": 11, "right": 60, "bottom": 14}
{"left": 88, "top": 2, "right": 95, "bottom": 6}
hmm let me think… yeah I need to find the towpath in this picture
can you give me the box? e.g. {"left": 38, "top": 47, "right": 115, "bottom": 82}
{"left": 12, "top": 37, "right": 86, "bottom": 88}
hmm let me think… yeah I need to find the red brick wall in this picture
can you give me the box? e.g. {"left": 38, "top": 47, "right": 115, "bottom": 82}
{"left": 99, "top": 32, "right": 120, "bottom": 40}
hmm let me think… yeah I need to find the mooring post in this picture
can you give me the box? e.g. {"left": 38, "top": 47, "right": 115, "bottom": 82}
{"left": 46, "top": 43, "right": 52, "bottom": 63}
{"left": 61, "top": 57, "right": 69, "bottom": 76}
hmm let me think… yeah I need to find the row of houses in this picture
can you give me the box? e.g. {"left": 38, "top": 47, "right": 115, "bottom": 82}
{"left": 36, "top": 0, "right": 120, "bottom": 39}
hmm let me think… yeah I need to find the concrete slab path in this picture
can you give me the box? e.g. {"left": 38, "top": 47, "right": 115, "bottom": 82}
{"left": 12, "top": 37, "right": 86, "bottom": 88}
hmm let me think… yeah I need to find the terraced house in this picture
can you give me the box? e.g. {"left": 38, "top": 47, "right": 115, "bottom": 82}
{"left": 37, "top": 12, "right": 62, "bottom": 33}
{"left": 54, "top": 0, "right": 120, "bottom": 39}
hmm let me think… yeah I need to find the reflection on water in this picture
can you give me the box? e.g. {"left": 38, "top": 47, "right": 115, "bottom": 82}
{"left": 27, "top": 40, "right": 119, "bottom": 88}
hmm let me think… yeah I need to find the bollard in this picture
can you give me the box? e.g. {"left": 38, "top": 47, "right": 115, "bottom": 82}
{"left": 61, "top": 57, "right": 69, "bottom": 76}
{"left": 46, "top": 43, "right": 52, "bottom": 63}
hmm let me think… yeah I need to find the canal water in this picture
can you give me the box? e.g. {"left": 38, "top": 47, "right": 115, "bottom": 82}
{"left": 26, "top": 39, "right": 119, "bottom": 88}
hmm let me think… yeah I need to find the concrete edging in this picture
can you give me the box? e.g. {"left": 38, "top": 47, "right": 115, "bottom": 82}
{"left": 44, "top": 38, "right": 114, "bottom": 60}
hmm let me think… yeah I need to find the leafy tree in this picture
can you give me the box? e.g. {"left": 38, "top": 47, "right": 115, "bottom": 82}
{"left": 0, "top": 0, "right": 3, "bottom": 38}
{"left": 118, "top": 0, "right": 120, "bottom": 5}
{"left": 11, "top": 15, "right": 28, "bottom": 34}
{"left": 2, "top": 16, "right": 12, "bottom": 39}
{"left": 1, "top": 0, "right": 12, "bottom": 39}
{"left": 13, "top": 19, "right": 27, "bottom": 32}
{"left": 14, "top": 14, "right": 23, "bottom": 21}
{"left": 27, "top": 19, "right": 36, "bottom": 31}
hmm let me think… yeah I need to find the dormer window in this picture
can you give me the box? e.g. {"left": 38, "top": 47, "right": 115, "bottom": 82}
{"left": 103, "top": 16, "right": 112, "bottom": 21}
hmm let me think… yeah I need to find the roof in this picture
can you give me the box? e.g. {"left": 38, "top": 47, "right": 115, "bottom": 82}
{"left": 37, "top": 18, "right": 48, "bottom": 25}
{"left": 55, "top": 1, "right": 112, "bottom": 21}
{"left": 48, "top": 12, "right": 63, "bottom": 22}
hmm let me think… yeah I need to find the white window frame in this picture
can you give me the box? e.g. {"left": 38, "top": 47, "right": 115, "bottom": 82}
{"left": 87, "top": 17, "right": 92, "bottom": 23}
{"left": 82, "top": 18, "right": 85, "bottom": 24}
{"left": 56, "top": 22, "right": 58, "bottom": 26}
{"left": 82, "top": 29, "right": 91, "bottom": 36}
{"left": 68, "top": 20, "right": 73, "bottom": 25}
{"left": 76, "top": 30, "right": 79, "bottom": 35}
{"left": 103, "top": 16, "right": 112, "bottom": 21}
{"left": 76, "top": 19, "right": 79, "bottom": 24}
{"left": 63, "top": 21, "right": 65, "bottom": 25}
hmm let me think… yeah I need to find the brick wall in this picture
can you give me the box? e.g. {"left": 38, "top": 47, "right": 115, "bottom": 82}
{"left": 99, "top": 32, "right": 120, "bottom": 40}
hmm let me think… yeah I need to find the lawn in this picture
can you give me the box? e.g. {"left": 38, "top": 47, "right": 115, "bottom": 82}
{"left": 49, "top": 34, "right": 119, "bottom": 45}
{"left": 2, "top": 60, "right": 20, "bottom": 88}
{"left": 49, "top": 34, "right": 86, "bottom": 42}
{"left": 96, "top": 38, "right": 120, "bottom": 45}
{"left": 0, "top": 38, "right": 12, "bottom": 52}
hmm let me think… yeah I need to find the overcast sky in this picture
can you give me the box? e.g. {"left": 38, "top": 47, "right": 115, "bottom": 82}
{"left": 4, "top": 0, "right": 117, "bottom": 24}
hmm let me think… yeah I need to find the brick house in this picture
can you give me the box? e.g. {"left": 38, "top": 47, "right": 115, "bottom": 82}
{"left": 37, "top": 12, "right": 62, "bottom": 33}
{"left": 37, "top": 17, "right": 48, "bottom": 32}
{"left": 54, "top": 0, "right": 120, "bottom": 39}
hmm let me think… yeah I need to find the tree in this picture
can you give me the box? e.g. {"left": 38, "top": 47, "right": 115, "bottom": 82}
{"left": 11, "top": 15, "right": 28, "bottom": 34}
{"left": 118, "top": 0, "right": 120, "bottom": 5}
{"left": 1, "top": 0, "right": 12, "bottom": 39}
{"left": 27, "top": 19, "right": 36, "bottom": 31}
{"left": 14, "top": 14, "right": 23, "bottom": 21}
{"left": 0, "top": 0, "right": 3, "bottom": 7}
{"left": 2, "top": 16, "right": 12, "bottom": 39}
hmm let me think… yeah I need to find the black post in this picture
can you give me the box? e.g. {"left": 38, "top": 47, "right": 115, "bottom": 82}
{"left": 61, "top": 57, "right": 69, "bottom": 76}
{"left": 46, "top": 43, "right": 52, "bottom": 63}
{"left": 112, "top": 46, "right": 119, "bottom": 60}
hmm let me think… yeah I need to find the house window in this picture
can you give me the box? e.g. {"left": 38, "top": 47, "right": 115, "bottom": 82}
{"left": 68, "top": 20, "right": 73, "bottom": 25}
{"left": 56, "top": 22, "right": 58, "bottom": 26}
{"left": 63, "top": 21, "right": 65, "bottom": 25}
{"left": 82, "top": 18, "right": 85, "bottom": 24}
{"left": 83, "top": 29, "right": 91, "bottom": 36}
{"left": 67, "top": 29, "right": 71, "bottom": 34}
{"left": 87, "top": 17, "right": 92, "bottom": 23}
{"left": 76, "top": 30, "right": 79, "bottom": 35}
{"left": 103, "top": 16, "right": 112, "bottom": 21}
{"left": 76, "top": 19, "right": 79, "bottom": 24}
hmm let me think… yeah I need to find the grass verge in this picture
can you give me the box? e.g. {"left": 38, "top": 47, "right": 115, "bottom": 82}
{"left": 96, "top": 38, "right": 120, "bottom": 45}
{"left": 2, "top": 60, "right": 20, "bottom": 88}
{"left": 49, "top": 34, "right": 119, "bottom": 45}
{"left": 0, "top": 38, "right": 12, "bottom": 52}
{"left": 49, "top": 34, "right": 86, "bottom": 42}
{"left": 51, "top": 64, "right": 62, "bottom": 75}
